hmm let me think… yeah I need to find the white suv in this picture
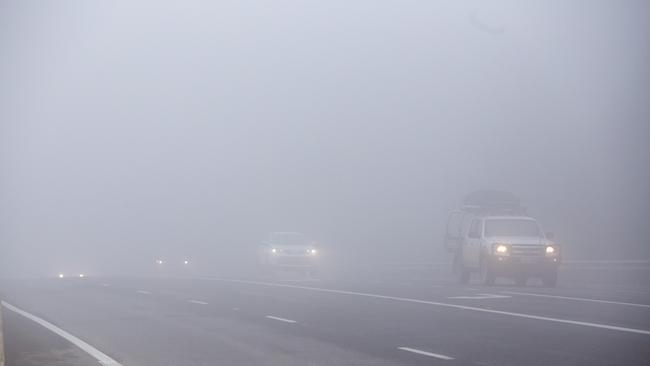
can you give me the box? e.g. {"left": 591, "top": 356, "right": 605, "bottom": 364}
{"left": 449, "top": 215, "right": 560, "bottom": 286}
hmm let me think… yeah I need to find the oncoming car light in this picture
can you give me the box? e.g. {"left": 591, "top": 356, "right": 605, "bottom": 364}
{"left": 271, "top": 248, "right": 278, "bottom": 254}
{"left": 58, "top": 273, "right": 64, "bottom": 279}
{"left": 545, "top": 246, "right": 556, "bottom": 254}
{"left": 308, "top": 248, "right": 317, "bottom": 255}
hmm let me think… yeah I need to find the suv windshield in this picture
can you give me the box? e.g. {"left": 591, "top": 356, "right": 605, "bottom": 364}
{"left": 484, "top": 219, "right": 541, "bottom": 237}
{"left": 271, "top": 233, "right": 308, "bottom": 245}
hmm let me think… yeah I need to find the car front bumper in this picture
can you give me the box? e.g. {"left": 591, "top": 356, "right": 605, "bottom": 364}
{"left": 269, "top": 255, "right": 318, "bottom": 268}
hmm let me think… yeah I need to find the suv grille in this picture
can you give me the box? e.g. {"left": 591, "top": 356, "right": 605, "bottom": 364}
{"left": 511, "top": 245, "right": 544, "bottom": 256}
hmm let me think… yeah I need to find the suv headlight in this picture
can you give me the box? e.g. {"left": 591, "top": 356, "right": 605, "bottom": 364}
{"left": 493, "top": 244, "right": 509, "bottom": 255}
{"left": 545, "top": 246, "right": 558, "bottom": 255}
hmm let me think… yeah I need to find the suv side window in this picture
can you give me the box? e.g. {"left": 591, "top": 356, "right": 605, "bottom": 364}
{"left": 468, "top": 219, "right": 482, "bottom": 238}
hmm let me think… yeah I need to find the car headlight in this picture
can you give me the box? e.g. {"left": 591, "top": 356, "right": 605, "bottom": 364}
{"left": 79, "top": 274, "right": 85, "bottom": 278}
{"left": 494, "top": 244, "right": 509, "bottom": 254}
{"left": 58, "top": 273, "right": 64, "bottom": 279}
{"left": 309, "top": 248, "right": 317, "bottom": 255}
{"left": 271, "top": 248, "right": 278, "bottom": 254}
{"left": 545, "top": 246, "right": 557, "bottom": 255}
{"left": 183, "top": 260, "right": 189, "bottom": 265}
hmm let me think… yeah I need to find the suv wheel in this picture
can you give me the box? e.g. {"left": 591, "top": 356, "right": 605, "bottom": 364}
{"left": 479, "top": 258, "right": 495, "bottom": 285}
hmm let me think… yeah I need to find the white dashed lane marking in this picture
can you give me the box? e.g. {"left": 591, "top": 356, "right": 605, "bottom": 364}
{"left": 136, "top": 290, "right": 152, "bottom": 295}
{"left": 398, "top": 347, "right": 454, "bottom": 360}
{"left": 265, "top": 315, "right": 297, "bottom": 323}
{"left": 188, "top": 300, "right": 208, "bottom": 305}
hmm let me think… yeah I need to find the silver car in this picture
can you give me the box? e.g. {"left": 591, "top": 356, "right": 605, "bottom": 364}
{"left": 257, "top": 232, "right": 319, "bottom": 275}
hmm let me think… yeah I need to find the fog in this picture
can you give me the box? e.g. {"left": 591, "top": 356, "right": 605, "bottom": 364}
{"left": 1, "top": 0, "right": 649, "bottom": 277}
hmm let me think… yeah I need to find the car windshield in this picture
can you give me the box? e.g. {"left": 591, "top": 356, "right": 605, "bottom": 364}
{"left": 271, "top": 233, "right": 308, "bottom": 245}
{"left": 484, "top": 219, "right": 541, "bottom": 237}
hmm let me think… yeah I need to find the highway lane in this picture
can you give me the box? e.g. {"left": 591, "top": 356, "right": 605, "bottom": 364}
{"left": 1, "top": 274, "right": 649, "bottom": 366}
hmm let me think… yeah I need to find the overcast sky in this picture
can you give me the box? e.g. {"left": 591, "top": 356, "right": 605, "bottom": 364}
{"left": 1, "top": 0, "right": 649, "bottom": 276}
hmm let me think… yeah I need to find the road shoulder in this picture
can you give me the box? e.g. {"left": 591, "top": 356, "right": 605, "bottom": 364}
{"left": 2, "top": 304, "right": 98, "bottom": 366}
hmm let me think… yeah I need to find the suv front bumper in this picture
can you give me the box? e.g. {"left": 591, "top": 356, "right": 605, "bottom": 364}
{"left": 488, "top": 256, "right": 559, "bottom": 276}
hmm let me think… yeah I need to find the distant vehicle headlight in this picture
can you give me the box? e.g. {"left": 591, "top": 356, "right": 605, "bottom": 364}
{"left": 309, "top": 248, "right": 317, "bottom": 255}
{"left": 79, "top": 274, "right": 85, "bottom": 278}
{"left": 545, "top": 246, "right": 556, "bottom": 254}
{"left": 183, "top": 260, "right": 189, "bottom": 265}
{"left": 58, "top": 273, "right": 64, "bottom": 279}
{"left": 156, "top": 259, "right": 164, "bottom": 265}
{"left": 271, "top": 248, "right": 278, "bottom": 254}
{"left": 494, "top": 244, "right": 509, "bottom": 254}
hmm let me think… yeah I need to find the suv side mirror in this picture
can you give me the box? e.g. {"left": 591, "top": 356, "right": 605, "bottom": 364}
{"left": 546, "top": 232, "right": 555, "bottom": 239}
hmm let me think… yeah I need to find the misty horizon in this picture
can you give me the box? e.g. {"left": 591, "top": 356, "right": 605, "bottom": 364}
{"left": 1, "top": 1, "right": 648, "bottom": 277}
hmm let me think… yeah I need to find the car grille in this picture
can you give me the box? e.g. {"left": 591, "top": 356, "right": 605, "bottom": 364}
{"left": 278, "top": 257, "right": 312, "bottom": 265}
{"left": 511, "top": 245, "right": 544, "bottom": 256}
{"left": 282, "top": 249, "right": 307, "bottom": 255}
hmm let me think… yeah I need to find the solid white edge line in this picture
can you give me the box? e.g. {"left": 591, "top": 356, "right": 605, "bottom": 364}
{"left": 204, "top": 278, "right": 650, "bottom": 336}
{"left": 502, "top": 291, "right": 650, "bottom": 308}
{"left": 1, "top": 301, "right": 122, "bottom": 366}
{"left": 265, "top": 315, "right": 297, "bottom": 323}
{"left": 398, "top": 347, "right": 454, "bottom": 360}
{"left": 136, "top": 290, "right": 151, "bottom": 294}
{"left": 188, "top": 300, "right": 208, "bottom": 305}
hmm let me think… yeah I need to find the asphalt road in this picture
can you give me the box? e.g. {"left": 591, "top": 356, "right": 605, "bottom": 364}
{"left": 1, "top": 271, "right": 649, "bottom": 366}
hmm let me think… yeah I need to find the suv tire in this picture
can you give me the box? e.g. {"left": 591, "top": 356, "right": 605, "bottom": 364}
{"left": 479, "top": 258, "right": 495, "bottom": 285}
